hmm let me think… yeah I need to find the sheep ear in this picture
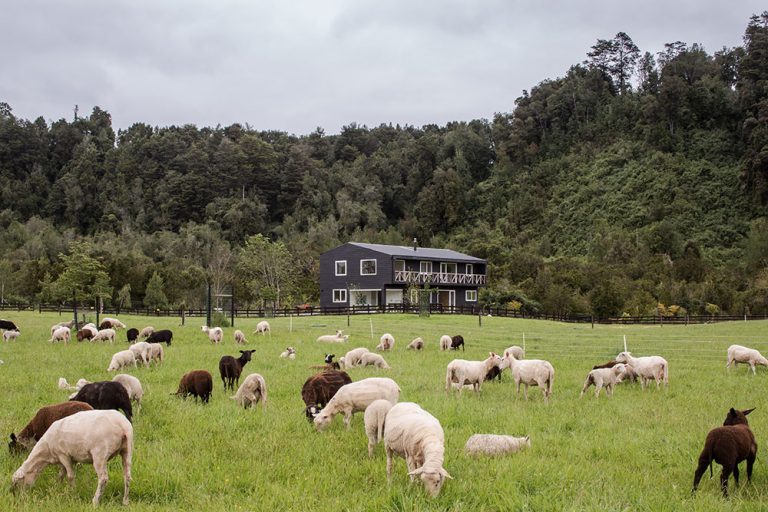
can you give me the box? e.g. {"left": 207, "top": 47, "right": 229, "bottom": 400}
{"left": 440, "top": 468, "right": 453, "bottom": 480}
{"left": 408, "top": 468, "right": 424, "bottom": 476}
{"left": 743, "top": 408, "right": 755, "bottom": 416}
{"left": 730, "top": 407, "right": 737, "bottom": 416}
{"left": 10, "top": 433, "right": 16, "bottom": 442}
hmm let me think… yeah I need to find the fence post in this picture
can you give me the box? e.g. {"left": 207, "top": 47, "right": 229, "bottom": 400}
{"left": 181, "top": 308, "right": 185, "bottom": 326}
{"left": 591, "top": 316, "right": 594, "bottom": 329}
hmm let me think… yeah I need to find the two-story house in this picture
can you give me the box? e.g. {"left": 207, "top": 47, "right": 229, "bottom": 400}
{"left": 319, "top": 242, "right": 487, "bottom": 309}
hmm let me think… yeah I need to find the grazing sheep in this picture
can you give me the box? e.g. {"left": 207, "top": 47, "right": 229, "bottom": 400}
{"left": 91, "top": 328, "right": 117, "bottom": 344}
{"left": 693, "top": 407, "right": 757, "bottom": 497}
{"left": 48, "top": 326, "right": 71, "bottom": 344}
{"left": 202, "top": 325, "right": 224, "bottom": 344}
{"left": 616, "top": 364, "right": 639, "bottom": 383}
{"left": 112, "top": 374, "right": 143, "bottom": 412}
{"left": 11, "top": 409, "right": 133, "bottom": 506}
{"left": 316, "top": 330, "right": 349, "bottom": 343}
{"left": 464, "top": 434, "right": 531, "bottom": 456}
{"left": 174, "top": 370, "right": 213, "bottom": 403}
{"left": 128, "top": 341, "right": 152, "bottom": 367}
{"left": 501, "top": 350, "right": 555, "bottom": 403}
{"left": 219, "top": 350, "right": 255, "bottom": 391}
{"left": 3, "top": 329, "right": 20, "bottom": 342}
{"left": 439, "top": 335, "right": 451, "bottom": 351}
{"left": 384, "top": 402, "right": 452, "bottom": 497}
{"left": 148, "top": 342, "right": 164, "bottom": 364}
{"left": 406, "top": 337, "right": 424, "bottom": 350}
{"left": 280, "top": 346, "right": 296, "bottom": 359}
{"left": 99, "top": 317, "right": 126, "bottom": 330}
{"left": 0, "top": 319, "right": 19, "bottom": 331}
{"left": 580, "top": 364, "right": 627, "bottom": 398}
{"left": 364, "top": 399, "right": 394, "bottom": 456}
{"left": 76, "top": 328, "right": 94, "bottom": 342}
{"left": 233, "top": 329, "right": 248, "bottom": 344}
{"left": 126, "top": 328, "right": 139, "bottom": 343}
{"left": 146, "top": 329, "right": 172, "bottom": 346}
{"left": 313, "top": 377, "right": 400, "bottom": 431}
{"left": 50, "top": 320, "right": 74, "bottom": 334}
{"left": 70, "top": 381, "right": 133, "bottom": 422}
{"left": 254, "top": 320, "right": 271, "bottom": 335}
{"left": 376, "top": 333, "right": 395, "bottom": 351}
{"left": 615, "top": 351, "right": 668, "bottom": 390}
{"left": 360, "top": 352, "right": 391, "bottom": 369}
{"left": 340, "top": 347, "right": 371, "bottom": 369}
{"left": 505, "top": 345, "right": 525, "bottom": 360}
{"left": 450, "top": 335, "right": 465, "bottom": 351}
{"left": 107, "top": 349, "right": 138, "bottom": 372}
{"left": 484, "top": 366, "right": 503, "bottom": 382}
{"left": 445, "top": 353, "right": 503, "bottom": 394}
{"left": 8, "top": 401, "right": 94, "bottom": 453}
{"left": 301, "top": 370, "right": 353, "bottom": 421}
{"left": 58, "top": 378, "right": 91, "bottom": 394}
{"left": 232, "top": 373, "right": 268, "bottom": 410}
{"left": 138, "top": 326, "right": 154, "bottom": 339}
{"left": 726, "top": 344, "right": 768, "bottom": 374}
{"left": 324, "top": 353, "right": 341, "bottom": 369}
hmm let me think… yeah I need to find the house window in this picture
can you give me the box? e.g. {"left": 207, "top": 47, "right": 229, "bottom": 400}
{"left": 420, "top": 261, "right": 432, "bottom": 273}
{"left": 466, "top": 290, "right": 477, "bottom": 302}
{"left": 466, "top": 264, "right": 473, "bottom": 275}
{"left": 440, "top": 262, "right": 457, "bottom": 274}
{"left": 360, "top": 259, "right": 377, "bottom": 275}
{"left": 333, "top": 289, "right": 347, "bottom": 303}
{"left": 335, "top": 260, "right": 347, "bottom": 276}
{"left": 394, "top": 259, "right": 405, "bottom": 272}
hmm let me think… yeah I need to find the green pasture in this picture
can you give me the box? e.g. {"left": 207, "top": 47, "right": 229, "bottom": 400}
{"left": 1, "top": 312, "right": 768, "bottom": 511}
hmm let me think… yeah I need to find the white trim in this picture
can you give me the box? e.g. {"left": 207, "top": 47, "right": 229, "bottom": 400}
{"left": 332, "top": 289, "right": 348, "bottom": 303}
{"left": 465, "top": 289, "right": 477, "bottom": 302}
{"left": 360, "top": 259, "right": 377, "bottom": 276}
{"left": 335, "top": 260, "right": 347, "bottom": 276}
{"left": 420, "top": 261, "right": 432, "bottom": 273}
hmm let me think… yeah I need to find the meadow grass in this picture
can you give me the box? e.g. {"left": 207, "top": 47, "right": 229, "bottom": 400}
{"left": 2, "top": 312, "right": 768, "bottom": 511}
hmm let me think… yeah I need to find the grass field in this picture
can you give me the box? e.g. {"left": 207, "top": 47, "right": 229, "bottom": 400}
{"left": 2, "top": 312, "right": 768, "bottom": 511}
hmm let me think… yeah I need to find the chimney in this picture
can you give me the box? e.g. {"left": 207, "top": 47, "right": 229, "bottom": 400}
{"left": 413, "top": 238, "right": 418, "bottom": 251}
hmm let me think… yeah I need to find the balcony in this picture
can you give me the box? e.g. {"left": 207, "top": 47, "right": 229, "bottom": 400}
{"left": 393, "top": 270, "right": 486, "bottom": 286}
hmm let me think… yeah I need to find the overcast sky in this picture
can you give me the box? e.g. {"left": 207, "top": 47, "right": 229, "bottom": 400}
{"left": 2, "top": 1, "right": 764, "bottom": 135}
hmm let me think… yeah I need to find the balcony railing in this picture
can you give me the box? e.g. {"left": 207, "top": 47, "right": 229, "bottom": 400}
{"left": 393, "top": 270, "right": 486, "bottom": 286}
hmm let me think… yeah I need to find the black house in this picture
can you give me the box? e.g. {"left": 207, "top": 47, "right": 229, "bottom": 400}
{"left": 319, "top": 242, "right": 487, "bottom": 309}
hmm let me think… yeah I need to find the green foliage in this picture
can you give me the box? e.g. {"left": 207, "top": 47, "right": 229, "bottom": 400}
{"left": 44, "top": 241, "right": 112, "bottom": 303}
{"left": 143, "top": 271, "right": 169, "bottom": 310}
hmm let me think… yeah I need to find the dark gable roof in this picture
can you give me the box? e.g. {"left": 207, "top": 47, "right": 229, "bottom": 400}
{"left": 348, "top": 242, "right": 485, "bottom": 263}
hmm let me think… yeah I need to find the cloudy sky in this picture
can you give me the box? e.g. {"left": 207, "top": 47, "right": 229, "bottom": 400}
{"left": 2, "top": 1, "right": 764, "bottom": 135}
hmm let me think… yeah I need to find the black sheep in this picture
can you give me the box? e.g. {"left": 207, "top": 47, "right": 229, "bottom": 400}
{"left": 174, "top": 370, "right": 213, "bottom": 403}
{"left": 0, "top": 319, "right": 18, "bottom": 331}
{"left": 70, "top": 381, "right": 133, "bottom": 423}
{"left": 126, "top": 328, "right": 139, "bottom": 343}
{"left": 301, "top": 370, "right": 353, "bottom": 421}
{"left": 146, "top": 329, "right": 173, "bottom": 346}
{"left": 324, "top": 354, "right": 341, "bottom": 370}
{"left": 450, "top": 335, "right": 465, "bottom": 351}
{"left": 219, "top": 350, "right": 255, "bottom": 391}
{"left": 484, "top": 365, "right": 502, "bottom": 382}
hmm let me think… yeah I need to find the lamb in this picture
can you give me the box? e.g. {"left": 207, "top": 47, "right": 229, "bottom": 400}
{"left": 359, "top": 352, "right": 391, "bottom": 369}
{"left": 0, "top": 319, "right": 19, "bottom": 331}
{"left": 484, "top": 366, "right": 503, "bottom": 382}
{"left": 128, "top": 341, "right": 152, "bottom": 367}
{"left": 107, "top": 349, "right": 138, "bottom": 372}
{"left": 376, "top": 333, "right": 395, "bottom": 351}
{"left": 340, "top": 347, "right": 371, "bottom": 369}
{"left": 3, "top": 329, "right": 20, "bottom": 342}
{"left": 8, "top": 401, "right": 94, "bottom": 453}
{"left": 580, "top": 364, "right": 627, "bottom": 398}
{"left": 301, "top": 370, "right": 353, "bottom": 421}
{"left": 313, "top": 377, "right": 400, "bottom": 431}
{"left": 280, "top": 346, "right": 296, "bottom": 359}
{"left": 450, "top": 335, "right": 465, "bottom": 351}
{"left": 202, "top": 325, "right": 224, "bottom": 344}
{"left": 99, "top": 317, "right": 126, "bottom": 330}
{"left": 501, "top": 350, "right": 555, "bottom": 403}
{"left": 615, "top": 351, "right": 668, "bottom": 389}
{"left": 316, "top": 330, "right": 349, "bottom": 343}
{"left": 58, "top": 377, "right": 92, "bottom": 394}
{"left": 11, "top": 409, "right": 133, "bottom": 506}
{"left": 126, "top": 328, "right": 139, "bottom": 343}
{"left": 693, "top": 407, "right": 757, "bottom": 497}
{"left": 464, "top": 434, "right": 531, "bottom": 456}
{"left": 174, "top": 370, "right": 213, "bottom": 403}
{"left": 91, "top": 328, "right": 116, "bottom": 344}
{"left": 439, "top": 335, "right": 451, "bottom": 351}
{"left": 444, "top": 353, "right": 503, "bottom": 394}
{"left": 505, "top": 345, "right": 525, "bottom": 360}
{"left": 383, "top": 402, "right": 452, "bottom": 497}
{"left": 51, "top": 320, "right": 74, "bottom": 333}
{"left": 76, "top": 328, "right": 95, "bottom": 342}
{"left": 234, "top": 329, "right": 248, "bottom": 344}
{"left": 70, "top": 381, "right": 133, "bottom": 422}
{"left": 726, "top": 344, "right": 768, "bottom": 374}
{"left": 219, "top": 349, "right": 256, "bottom": 391}
{"left": 148, "top": 342, "right": 164, "bottom": 364}
{"left": 406, "top": 337, "right": 424, "bottom": 350}
{"left": 324, "top": 353, "right": 341, "bottom": 369}
{"left": 112, "top": 374, "right": 143, "bottom": 412}
{"left": 146, "top": 329, "right": 172, "bottom": 346}
{"left": 254, "top": 320, "right": 271, "bottom": 335}
{"left": 138, "top": 326, "right": 154, "bottom": 339}
{"left": 48, "top": 326, "right": 70, "bottom": 343}
{"left": 231, "top": 373, "right": 268, "bottom": 410}
{"left": 364, "top": 399, "right": 394, "bottom": 456}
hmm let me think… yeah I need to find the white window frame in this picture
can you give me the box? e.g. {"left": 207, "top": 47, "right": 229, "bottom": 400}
{"left": 335, "top": 260, "right": 347, "bottom": 276}
{"left": 394, "top": 259, "right": 406, "bottom": 272}
{"left": 420, "top": 261, "right": 432, "bottom": 273}
{"left": 360, "top": 259, "right": 377, "bottom": 276}
{"left": 333, "top": 289, "right": 348, "bottom": 303}
{"left": 466, "top": 263, "right": 474, "bottom": 275}
{"left": 465, "top": 289, "right": 477, "bottom": 302}
{"left": 440, "top": 262, "right": 457, "bottom": 274}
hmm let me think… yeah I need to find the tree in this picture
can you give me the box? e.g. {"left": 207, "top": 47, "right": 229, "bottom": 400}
{"left": 144, "top": 271, "right": 168, "bottom": 310}
{"left": 586, "top": 32, "right": 640, "bottom": 94}
{"left": 46, "top": 241, "right": 112, "bottom": 303}
{"left": 116, "top": 284, "right": 132, "bottom": 313}
{"left": 238, "top": 234, "right": 296, "bottom": 308}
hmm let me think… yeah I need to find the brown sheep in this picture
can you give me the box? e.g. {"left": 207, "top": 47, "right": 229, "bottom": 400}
{"left": 219, "top": 350, "right": 255, "bottom": 392}
{"left": 692, "top": 407, "right": 757, "bottom": 497}
{"left": 174, "top": 370, "right": 213, "bottom": 403}
{"left": 9, "top": 401, "right": 94, "bottom": 453}
{"left": 301, "top": 370, "right": 352, "bottom": 421}
{"left": 76, "top": 329, "right": 94, "bottom": 342}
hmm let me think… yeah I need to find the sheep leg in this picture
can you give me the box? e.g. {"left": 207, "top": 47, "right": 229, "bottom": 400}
{"left": 92, "top": 457, "right": 109, "bottom": 506}
{"left": 121, "top": 442, "right": 132, "bottom": 505}
{"left": 720, "top": 467, "right": 732, "bottom": 497}
{"left": 386, "top": 447, "right": 394, "bottom": 483}
{"left": 733, "top": 464, "right": 740, "bottom": 486}
{"left": 523, "top": 383, "right": 529, "bottom": 400}
{"left": 579, "top": 377, "right": 591, "bottom": 398}
{"left": 693, "top": 456, "right": 710, "bottom": 492}
{"left": 750, "top": 362, "right": 756, "bottom": 375}
{"left": 594, "top": 383, "right": 602, "bottom": 398}
{"left": 343, "top": 408, "right": 353, "bottom": 429}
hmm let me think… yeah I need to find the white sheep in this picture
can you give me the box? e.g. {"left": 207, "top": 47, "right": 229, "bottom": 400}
{"left": 58, "top": 377, "right": 93, "bottom": 399}
{"left": 48, "top": 326, "right": 70, "bottom": 343}
{"left": 360, "top": 352, "right": 391, "bottom": 369}
{"left": 3, "top": 329, "right": 20, "bottom": 342}
{"left": 383, "top": 402, "right": 452, "bottom": 497}
{"left": 726, "top": 344, "right": 768, "bottom": 374}
{"left": 439, "top": 335, "right": 451, "bottom": 351}
{"left": 364, "top": 399, "right": 394, "bottom": 456}
{"left": 112, "top": 374, "right": 143, "bottom": 412}
{"left": 444, "top": 352, "right": 503, "bottom": 394}
{"left": 232, "top": 373, "right": 268, "bottom": 409}
{"left": 340, "top": 347, "right": 370, "bottom": 369}
{"left": 313, "top": 377, "right": 400, "bottom": 431}
{"left": 107, "top": 350, "right": 138, "bottom": 372}
{"left": 11, "top": 409, "right": 133, "bottom": 506}
{"left": 615, "top": 351, "right": 668, "bottom": 390}
{"left": 464, "top": 434, "right": 531, "bottom": 456}
{"left": 128, "top": 341, "right": 152, "bottom": 367}
{"left": 91, "top": 328, "right": 116, "bottom": 343}
{"left": 376, "top": 333, "right": 395, "bottom": 351}
{"left": 580, "top": 364, "right": 627, "bottom": 398}
{"left": 233, "top": 329, "right": 248, "bottom": 344}
{"left": 202, "top": 325, "right": 223, "bottom": 344}
{"left": 505, "top": 345, "right": 525, "bottom": 360}
{"left": 501, "top": 350, "right": 555, "bottom": 402}
{"left": 279, "top": 346, "right": 296, "bottom": 359}
{"left": 316, "top": 329, "right": 349, "bottom": 343}
{"left": 148, "top": 343, "right": 164, "bottom": 364}
{"left": 254, "top": 320, "right": 271, "bottom": 336}
{"left": 138, "top": 326, "right": 154, "bottom": 339}
{"left": 406, "top": 337, "right": 424, "bottom": 350}
{"left": 101, "top": 317, "right": 126, "bottom": 329}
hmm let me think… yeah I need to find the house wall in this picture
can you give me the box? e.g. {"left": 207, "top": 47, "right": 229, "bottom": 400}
{"left": 320, "top": 245, "right": 392, "bottom": 308}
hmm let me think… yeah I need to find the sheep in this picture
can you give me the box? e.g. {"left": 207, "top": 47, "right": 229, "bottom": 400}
{"left": 219, "top": 349, "right": 256, "bottom": 391}
{"left": 726, "top": 344, "right": 768, "bottom": 374}
{"left": 76, "top": 328, "right": 94, "bottom": 342}
{"left": 146, "top": 329, "right": 172, "bottom": 346}
{"left": 174, "top": 370, "right": 213, "bottom": 403}
{"left": 580, "top": 364, "right": 627, "bottom": 398}
{"left": 439, "top": 335, "right": 451, "bottom": 351}
{"left": 444, "top": 353, "right": 503, "bottom": 394}
{"left": 234, "top": 329, "right": 248, "bottom": 344}
{"left": 616, "top": 364, "right": 639, "bottom": 383}
{"left": 48, "top": 326, "right": 71, "bottom": 343}
{"left": 406, "top": 337, "right": 424, "bottom": 350}
{"left": 313, "top": 377, "right": 400, "bottom": 431}
{"left": 112, "top": 374, "right": 143, "bottom": 412}
{"left": 464, "top": 434, "right": 531, "bottom": 456}
{"left": 505, "top": 345, "right": 525, "bottom": 360}
{"left": 99, "top": 317, "right": 126, "bottom": 330}
{"left": 8, "top": 401, "right": 94, "bottom": 453}
{"left": 148, "top": 342, "right": 164, "bottom": 364}
{"left": 376, "top": 333, "right": 395, "bottom": 351}
{"left": 484, "top": 366, "right": 503, "bottom": 382}
{"left": 324, "top": 353, "right": 340, "bottom": 369}
{"left": 450, "top": 335, "right": 465, "bottom": 351}
{"left": 232, "top": 373, "right": 267, "bottom": 410}
{"left": 501, "top": 350, "right": 554, "bottom": 402}
{"left": 11, "top": 409, "right": 133, "bottom": 506}
{"left": 0, "top": 319, "right": 19, "bottom": 331}
{"left": 128, "top": 341, "right": 152, "bottom": 367}
{"left": 51, "top": 320, "right": 74, "bottom": 334}
{"left": 126, "top": 328, "right": 139, "bottom": 343}
{"left": 202, "top": 325, "right": 223, "bottom": 344}
{"left": 138, "top": 326, "right": 154, "bottom": 339}
{"left": 280, "top": 346, "right": 296, "bottom": 359}
{"left": 615, "top": 351, "right": 668, "bottom": 390}
{"left": 364, "top": 399, "right": 394, "bottom": 456}
{"left": 340, "top": 347, "right": 371, "bottom": 369}
{"left": 254, "top": 320, "right": 271, "bottom": 335}
{"left": 359, "top": 352, "right": 391, "bottom": 369}
{"left": 91, "top": 328, "right": 116, "bottom": 344}
{"left": 316, "top": 329, "right": 349, "bottom": 343}
{"left": 70, "top": 381, "right": 133, "bottom": 422}
{"left": 3, "top": 329, "right": 20, "bottom": 342}
{"left": 383, "top": 402, "right": 452, "bottom": 497}
{"left": 107, "top": 349, "right": 138, "bottom": 372}
{"left": 693, "top": 407, "right": 757, "bottom": 497}
{"left": 301, "top": 370, "right": 353, "bottom": 421}
{"left": 58, "top": 377, "right": 92, "bottom": 393}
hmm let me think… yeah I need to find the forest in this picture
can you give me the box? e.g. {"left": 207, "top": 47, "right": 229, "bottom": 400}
{"left": 1, "top": 12, "right": 767, "bottom": 317}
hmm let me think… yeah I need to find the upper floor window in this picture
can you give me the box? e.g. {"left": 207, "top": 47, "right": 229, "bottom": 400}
{"left": 335, "top": 260, "right": 347, "bottom": 276}
{"left": 440, "top": 262, "right": 457, "bottom": 274}
{"left": 360, "top": 259, "right": 377, "bottom": 275}
{"left": 420, "top": 261, "right": 432, "bottom": 273}
{"left": 466, "top": 263, "right": 474, "bottom": 275}
{"left": 394, "top": 259, "right": 405, "bottom": 272}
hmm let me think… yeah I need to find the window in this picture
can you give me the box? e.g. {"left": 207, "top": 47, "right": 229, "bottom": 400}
{"left": 466, "top": 264, "right": 474, "bottom": 275}
{"left": 335, "top": 260, "right": 347, "bottom": 276}
{"left": 360, "top": 259, "right": 377, "bottom": 275}
{"left": 394, "top": 259, "right": 405, "bottom": 272}
{"left": 419, "top": 261, "right": 432, "bottom": 273}
{"left": 466, "top": 290, "right": 477, "bottom": 302}
{"left": 440, "top": 262, "right": 457, "bottom": 274}
{"left": 333, "top": 289, "right": 347, "bottom": 303}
